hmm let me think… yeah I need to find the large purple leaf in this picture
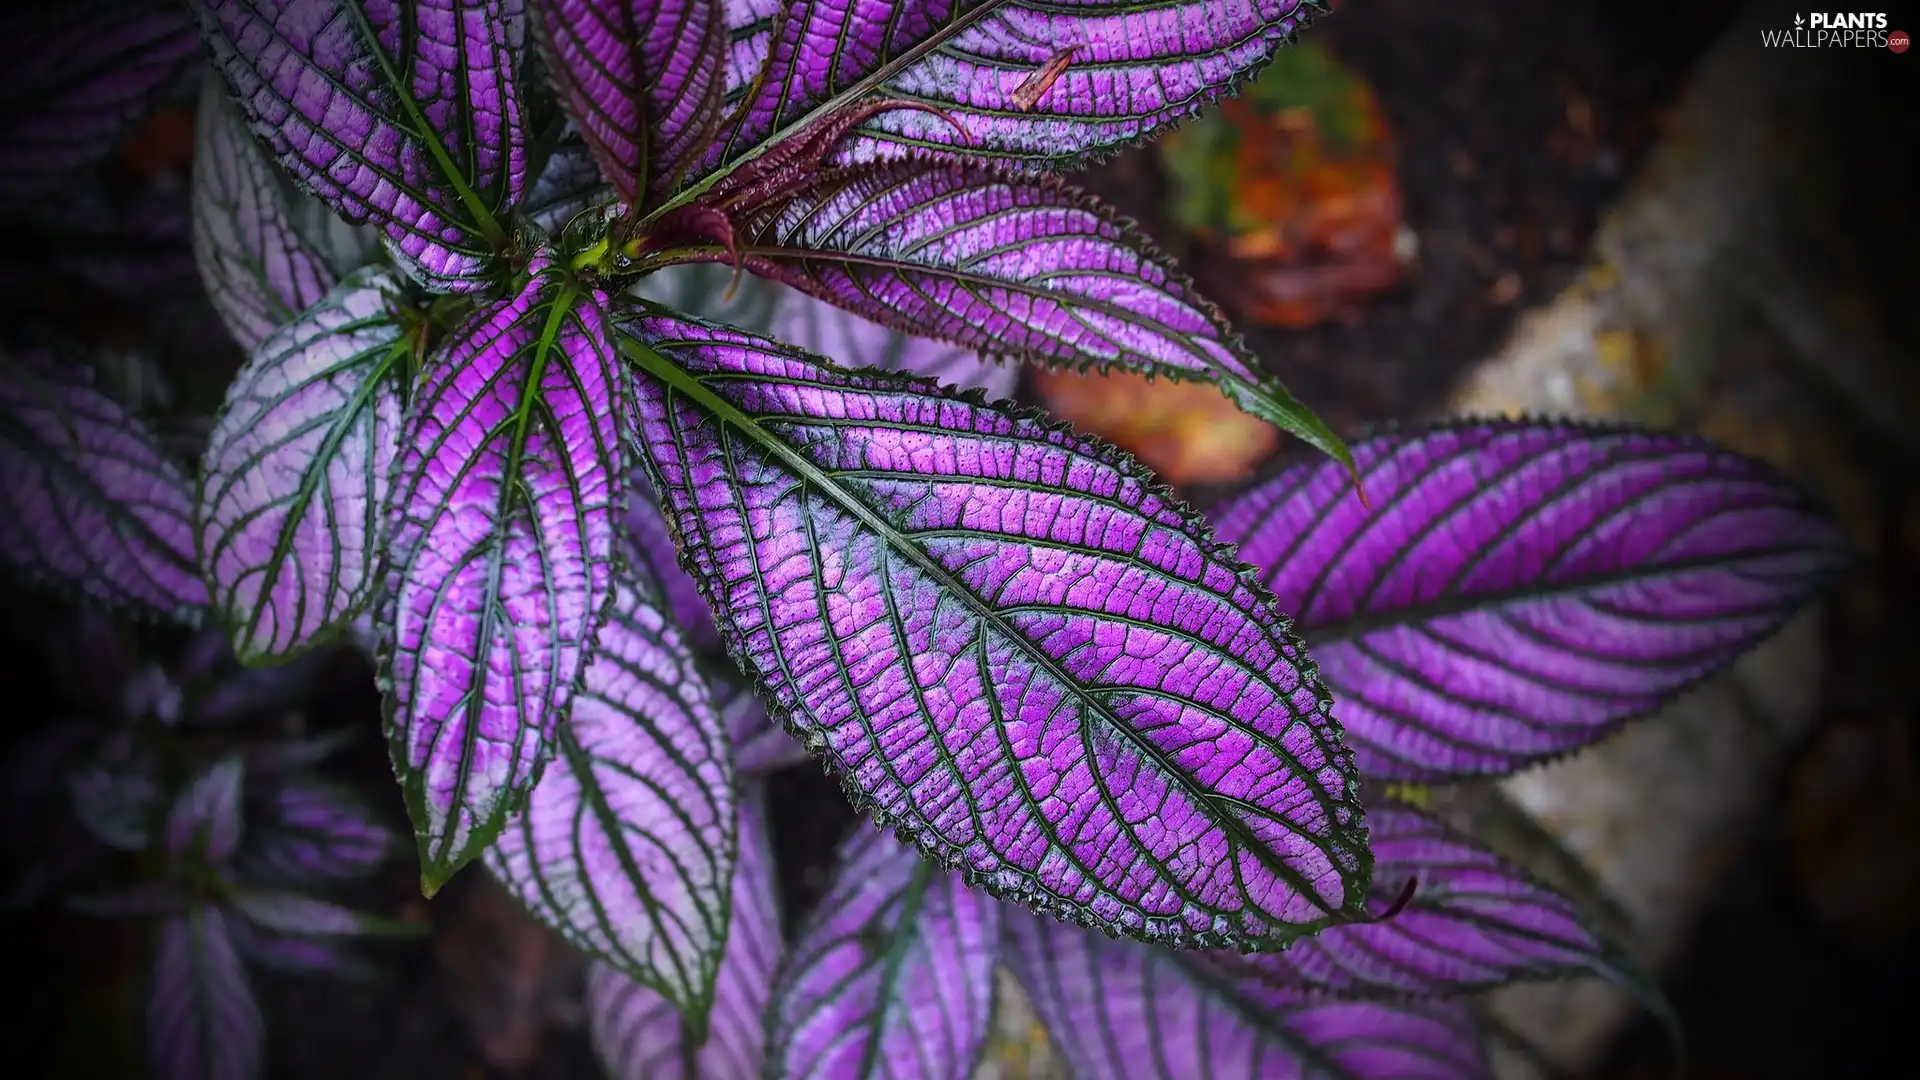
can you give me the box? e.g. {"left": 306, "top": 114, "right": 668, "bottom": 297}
{"left": 0, "top": 2, "right": 200, "bottom": 210}
{"left": 484, "top": 570, "right": 735, "bottom": 1033}
{"left": 192, "top": 73, "right": 342, "bottom": 352}
{"left": 587, "top": 785, "right": 782, "bottom": 1080}
{"left": 0, "top": 337, "right": 206, "bottom": 620}
{"left": 708, "top": 0, "right": 1318, "bottom": 174}
{"left": 1007, "top": 908, "right": 1491, "bottom": 1080}
{"left": 194, "top": 0, "right": 528, "bottom": 292}
{"left": 1242, "top": 802, "right": 1648, "bottom": 998}
{"left": 766, "top": 827, "right": 999, "bottom": 1080}
{"left": 729, "top": 160, "right": 1346, "bottom": 466}
{"left": 378, "top": 252, "right": 624, "bottom": 891}
{"left": 1210, "top": 421, "right": 1855, "bottom": 781}
{"left": 148, "top": 906, "right": 266, "bottom": 1080}
{"left": 619, "top": 313, "right": 1368, "bottom": 949}
{"left": 198, "top": 267, "right": 410, "bottom": 662}
{"left": 530, "top": 0, "right": 726, "bottom": 207}
{"left": 238, "top": 780, "right": 395, "bottom": 886}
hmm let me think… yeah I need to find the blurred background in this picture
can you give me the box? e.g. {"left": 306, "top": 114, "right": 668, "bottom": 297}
{"left": 5, "top": 0, "right": 1915, "bottom": 1077}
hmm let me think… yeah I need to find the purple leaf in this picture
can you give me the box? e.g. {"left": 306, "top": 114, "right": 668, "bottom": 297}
{"left": 0, "top": 2, "right": 200, "bottom": 210}
{"left": 620, "top": 313, "right": 1368, "bottom": 949}
{"left": 68, "top": 750, "right": 164, "bottom": 852}
{"left": 587, "top": 785, "right": 782, "bottom": 1080}
{"left": 231, "top": 919, "right": 374, "bottom": 976}
{"left": 1210, "top": 420, "right": 1855, "bottom": 781}
{"left": 484, "top": 570, "right": 735, "bottom": 1034}
{"left": 524, "top": 122, "right": 615, "bottom": 233}
{"left": 238, "top": 780, "right": 394, "bottom": 886}
{"left": 0, "top": 337, "right": 206, "bottom": 619}
{"left": 728, "top": 160, "right": 1346, "bottom": 467}
{"left": 766, "top": 827, "right": 999, "bottom": 1080}
{"left": 1240, "top": 802, "right": 1647, "bottom": 997}
{"left": 378, "top": 251, "right": 624, "bottom": 892}
{"left": 198, "top": 267, "right": 410, "bottom": 662}
{"left": 1007, "top": 908, "right": 1491, "bottom": 1080}
{"left": 530, "top": 0, "right": 726, "bottom": 206}
{"left": 194, "top": 0, "right": 528, "bottom": 292}
{"left": 147, "top": 906, "right": 266, "bottom": 1080}
{"left": 230, "top": 889, "right": 410, "bottom": 936}
{"left": 624, "top": 462, "right": 721, "bottom": 650}
{"left": 716, "top": 670, "right": 807, "bottom": 773}
{"left": 708, "top": 1, "right": 1318, "bottom": 175}
{"left": 167, "top": 758, "right": 246, "bottom": 864}
{"left": 191, "top": 73, "right": 343, "bottom": 352}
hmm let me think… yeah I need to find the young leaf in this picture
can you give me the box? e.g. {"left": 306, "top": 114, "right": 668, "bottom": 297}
{"left": 1210, "top": 420, "right": 1855, "bottom": 781}
{"left": 728, "top": 160, "right": 1348, "bottom": 467}
{"left": 587, "top": 785, "right": 782, "bottom": 1080}
{"left": 194, "top": 0, "right": 528, "bottom": 291}
{"left": 238, "top": 780, "right": 395, "bottom": 886}
{"left": 149, "top": 907, "right": 267, "bottom": 1080}
{"left": 765, "top": 827, "right": 1000, "bottom": 1080}
{"left": 1241, "top": 802, "right": 1654, "bottom": 998}
{"left": 192, "top": 73, "right": 343, "bottom": 352}
{"left": 167, "top": 758, "right": 246, "bottom": 864}
{"left": 198, "top": 267, "right": 410, "bottom": 662}
{"left": 708, "top": 0, "right": 1320, "bottom": 175}
{"left": 0, "top": 2, "right": 200, "bottom": 210}
{"left": 530, "top": 0, "right": 727, "bottom": 206}
{"left": 1006, "top": 908, "right": 1492, "bottom": 1080}
{"left": 378, "top": 251, "right": 623, "bottom": 892}
{"left": 484, "top": 570, "right": 735, "bottom": 1036}
{"left": 624, "top": 463, "right": 722, "bottom": 651}
{"left": 619, "top": 313, "right": 1369, "bottom": 949}
{"left": 0, "top": 336, "right": 206, "bottom": 620}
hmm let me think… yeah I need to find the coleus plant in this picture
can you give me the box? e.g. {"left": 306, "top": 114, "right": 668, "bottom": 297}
{"left": 0, "top": 1, "right": 1854, "bottom": 1079}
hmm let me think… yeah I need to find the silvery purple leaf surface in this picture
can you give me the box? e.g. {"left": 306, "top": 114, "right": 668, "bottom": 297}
{"left": 148, "top": 906, "right": 266, "bottom": 1080}
{"left": 378, "top": 252, "right": 623, "bottom": 892}
{"left": 167, "top": 758, "right": 246, "bottom": 864}
{"left": 621, "top": 313, "right": 1369, "bottom": 949}
{"left": 484, "top": 570, "right": 734, "bottom": 1033}
{"left": 1237, "top": 802, "right": 1645, "bottom": 997}
{"left": 730, "top": 160, "right": 1344, "bottom": 464}
{"left": 238, "top": 780, "right": 393, "bottom": 886}
{"left": 0, "top": 338, "right": 206, "bottom": 620}
{"left": 0, "top": 2, "right": 200, "bottom": 210}
{"left": 229, "top": 889, "right": 401, "bottom": 936}
{"left": 198, "top": 266, "right": 410, "bottom": 662}
{"left": 194, "top": 0, "right": 528, "bottom": 291}
{"left": 587, "top": 786, "right": 781, "bottom": 1080}
{"left": 191, "top": 73, "right": 343, "bottom": 352}
{"left": 530, "top": 0, "right": 726, "bottom": 206}
{"left": 1211, "top": 421, "right": 1855, "bottom": 781}
{"left": 1007, "top": 908, "right": 1492, "bottom": 1079}
{"left": 766, "top": 827, "right": 999, "bottom": 1080}
{"left": 709, "top": 0, "right": 1318, "bottom": 174}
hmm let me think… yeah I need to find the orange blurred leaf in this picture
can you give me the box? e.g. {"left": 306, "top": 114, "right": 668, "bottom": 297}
{"left": 1032, "top": 367, "right": 1278, "bottom": 485}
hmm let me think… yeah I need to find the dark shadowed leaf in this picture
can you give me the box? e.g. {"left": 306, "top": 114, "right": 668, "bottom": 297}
{"left": 229, "top": 889, "right": 415, "bottom": 936}
{"left": 238, "top": 780, "right": 395, "bottom": 886}
{"left": 485, "top": 569, "right": 735, "bottom": 1036}
{"left": 708, "top": 0, "right": 1321, "bottom": 174}
{"left": 714, "top": 668, "right": 807, "bottom": 774}
{"left": 0, "top": 2, "right": 200, "bottom": 209}
{"left": 198, "top": 267, "right": 410, "bottom": 662}
{"left": 194, "top": 0, "right": 528, "bottom": 291}
{"left": 766, "top": 827, "right": 999, "bottom": 1080}
{"left": 587, "top": 785, "right": 782, "bottom": 1080}
{"left": 530, "top": 0, "right": 726, "bottom": 206}
{"left": 1211, "top": 420, "right": 1855, "bottom": 781}
{"left": 1007, "top": 907, "right": 1491, "bottom": 1079}
{"left": 624, "top": 461, "right": 721, "bottom": 651}
{"left": 523, "top": 122, "right": 615, "bottom": 233}
{"left": 619, "top": 312, "right": 1368, "bottom": 949}
{"left": 148, "top": 907, "right": 266, "bottom": 1080}
{"left": 729, "top": 160, "right": 1347, "bottom": 467}
{"left": 1231, "top": 802, "right": 1656, "bottom": 998}
{"left": 0, "top": 335, "right": 205, "bottom": 620}
{"left": 167, "top": 758, "right": 245, "bottom": 864}
{"left": 378, "top": 251, "right": 623, "bottom": 892}
{"left": 67, "top": 746, "right": 164, "bottom": 852}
